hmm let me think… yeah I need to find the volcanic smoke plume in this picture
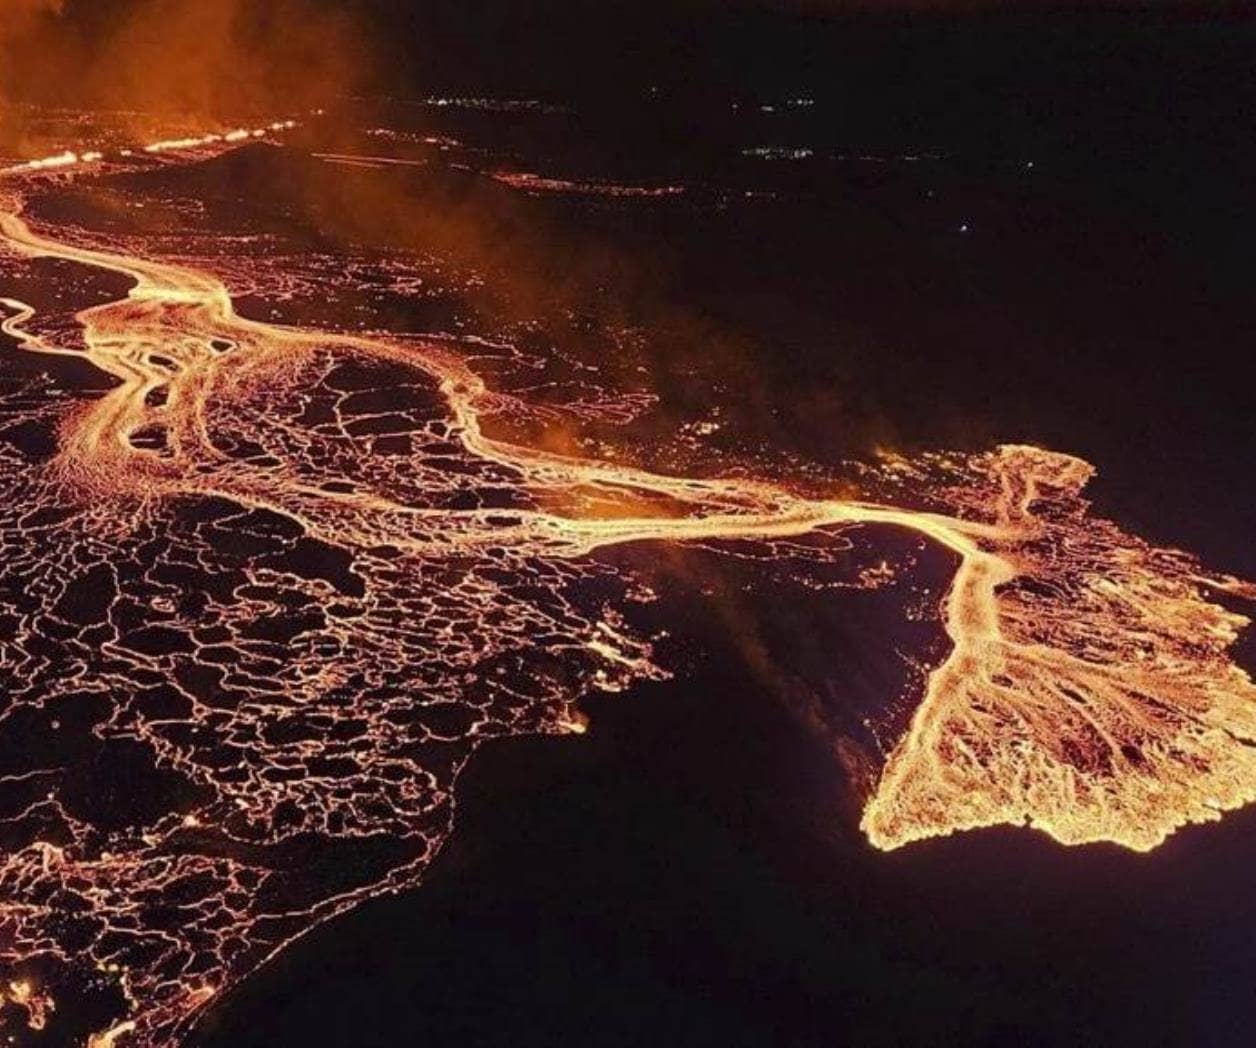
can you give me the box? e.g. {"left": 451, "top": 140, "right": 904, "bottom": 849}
{"left": 1, "top": 0, "right": 375, "bottom": 152}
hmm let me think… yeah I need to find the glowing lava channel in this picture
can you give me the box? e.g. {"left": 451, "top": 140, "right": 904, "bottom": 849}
{"left": 0, "top": 131, "right": 1252, "bottom": 1046}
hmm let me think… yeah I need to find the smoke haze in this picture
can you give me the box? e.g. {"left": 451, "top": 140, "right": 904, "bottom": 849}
{"left": 1, "top": 0, "right": 377, "bottom": 151}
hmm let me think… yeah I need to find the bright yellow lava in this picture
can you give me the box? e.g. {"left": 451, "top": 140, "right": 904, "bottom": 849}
{"left": 0, "top": 129, "right": 1252, "bottom": 1045}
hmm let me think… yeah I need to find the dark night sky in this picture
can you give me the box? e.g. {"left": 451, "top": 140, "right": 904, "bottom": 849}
{"left": 373, "top": 1, "right": 1256, "bottom": 198}
{"left": 368, "top": 2, "right": 1256, "bottom": 281}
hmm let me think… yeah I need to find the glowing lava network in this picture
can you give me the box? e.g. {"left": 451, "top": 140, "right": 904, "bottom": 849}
{"left": 0, "top": 125, "right": 1252, "bottom": 1046}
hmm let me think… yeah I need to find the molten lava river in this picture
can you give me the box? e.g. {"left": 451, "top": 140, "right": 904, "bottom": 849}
{"left": 0, "top": 124, "right": 1253, "bottom": 1046}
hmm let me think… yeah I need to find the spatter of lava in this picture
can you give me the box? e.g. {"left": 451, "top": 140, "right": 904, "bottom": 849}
{"left": 0, "top": 129, "right": 1252, "bottom": 1046}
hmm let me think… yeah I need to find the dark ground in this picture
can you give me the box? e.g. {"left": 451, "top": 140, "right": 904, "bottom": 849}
{"left": 172, "top": 9, "right": 1256, "bottom": 1046}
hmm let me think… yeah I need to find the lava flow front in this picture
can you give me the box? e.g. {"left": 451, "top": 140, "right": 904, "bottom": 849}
{"left": 0, "top": 129, "right": 1252, "bottom": 1046}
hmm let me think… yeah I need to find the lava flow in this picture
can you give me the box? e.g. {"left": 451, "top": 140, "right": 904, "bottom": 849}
{"left": 0, "top": 131, "right": 1252, "bottom": 1046}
